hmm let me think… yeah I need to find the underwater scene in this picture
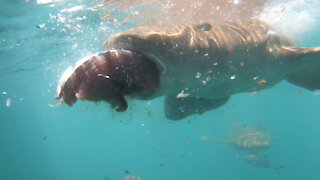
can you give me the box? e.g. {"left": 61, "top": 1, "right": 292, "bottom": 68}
{"left": 1, "top": 0, "right": 320, "bottom": 180}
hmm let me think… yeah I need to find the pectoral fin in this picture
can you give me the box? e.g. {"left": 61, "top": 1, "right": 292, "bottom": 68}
{"left": 281, "top": 46, "right": 320, "bottom": 90}
{"left": 164, "top": 96, "right": 230, "bottom": 120}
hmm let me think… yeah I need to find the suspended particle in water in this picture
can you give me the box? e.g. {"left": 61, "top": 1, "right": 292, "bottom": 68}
{"left": 6, "top": 98, "right": 11, "bottom": 107}
{"left": 258, "top": 79, "right": 267, "bottom": 84}
{"left": 72, "top": 43, "right": 78, "bottom": 49}
{"left": 176, "top": 90, "right": 190, "bottom": 98}
{"left": 205, "top": 70, "right": 213, "bottom": 75}
{"left": 230, "top": 75, "right": 236, "bottom": 80}
{"left": 36, "top": 23, "right": 46, "bottom": 29}
{"left": 201, "top": 136, "right": 212, "bottom": 142}
{"left": 195, "top": 72, "right": 201, "bottom": 79}
{"left": 250, "top": 91, "right": 257, "bottom": 96}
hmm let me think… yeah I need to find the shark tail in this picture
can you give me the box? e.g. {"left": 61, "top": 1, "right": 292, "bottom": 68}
{"left": 272, "top": 166, "right": 284, "bottom": 175}
{"left": 283, "top": 46, "right": 320, "bottom": 90}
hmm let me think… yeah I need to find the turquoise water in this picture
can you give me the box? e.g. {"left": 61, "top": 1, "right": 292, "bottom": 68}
{"left": 1, "top": 0, "right": 320, "bottom": 180}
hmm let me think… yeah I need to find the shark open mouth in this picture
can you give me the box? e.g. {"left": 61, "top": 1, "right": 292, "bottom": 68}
{"left": 55, "top": 50, "right": 160, "bottom": 111}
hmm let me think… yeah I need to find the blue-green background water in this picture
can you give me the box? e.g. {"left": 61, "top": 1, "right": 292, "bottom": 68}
{"left": 1, "top": 0, "right": 320, "bottom": 180}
